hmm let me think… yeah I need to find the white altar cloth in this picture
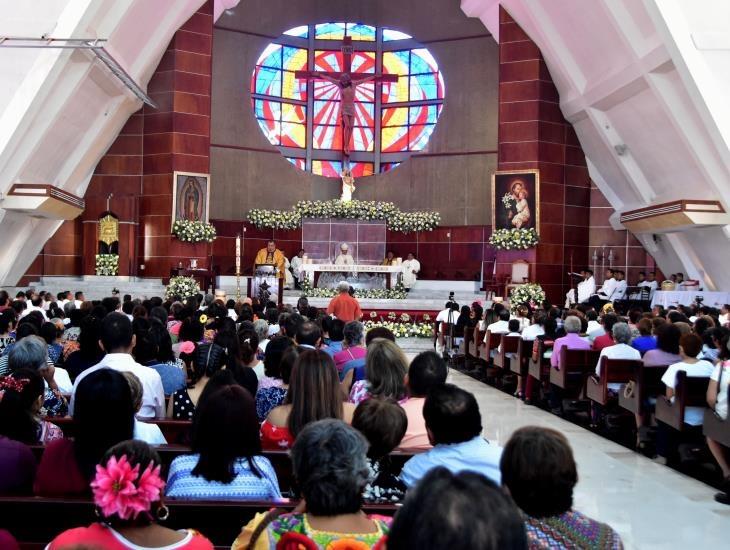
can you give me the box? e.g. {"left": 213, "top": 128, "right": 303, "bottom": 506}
{"left": 651, "top": 290, "right": 730, "bottom": 308}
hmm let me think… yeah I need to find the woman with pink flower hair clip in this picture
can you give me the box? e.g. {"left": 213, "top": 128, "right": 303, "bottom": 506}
{"left": 48, "top": 440, "right": 214, "bottom": 549}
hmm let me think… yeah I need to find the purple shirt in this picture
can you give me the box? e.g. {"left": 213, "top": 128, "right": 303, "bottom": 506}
{"left": 551, "top": 333, "right": 591, "bottom": 368}
{"left": 643, "top": 349, "right": 682, "bottom": 367}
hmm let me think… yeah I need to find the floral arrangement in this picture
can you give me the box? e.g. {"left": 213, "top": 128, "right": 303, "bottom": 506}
{"left": 172, "top": 219, "right": 217, "bottom": 243}
{"left": 95, "top": 254, "right": 119, "bottom": 276}
{"left": 509, "top": 283, "right": 546, "bottom": 314}
{"left": 165, "top": 276, "right": 200, "bottom": 301}
{"left": 364, "top": 320, "right": 434, "bottom": 339}
{"left": 299, "top": 278, "right": 408, "bottom": 300}
{"left": 248, "top": 199, "right": 441, "bottom": 233}
{"left": 489, "top": 228, "right": 539, "bottom": 250}
{"left": 91, "top": 454, "right": 165, "bottom": 521}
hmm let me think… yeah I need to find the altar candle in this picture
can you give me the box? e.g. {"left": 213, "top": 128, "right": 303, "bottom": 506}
{"left": 235, "top": 235, "right": 241, "bottom": 269}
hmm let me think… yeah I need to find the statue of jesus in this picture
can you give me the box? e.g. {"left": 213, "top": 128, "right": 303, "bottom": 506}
{"left": 340, "top": 169, "right": 356, "bottom": 202}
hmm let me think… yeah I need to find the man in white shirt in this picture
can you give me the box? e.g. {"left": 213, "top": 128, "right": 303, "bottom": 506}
{"left": 521, "top": 312, "right": 546, "bottom": 341}
{"left": 20, "top": 296, "right": 48, "bottom": 321}
{"left": 613, "top": 270, "right": 628, "bottom": 301}
{"left": 589, "top": 269, "right": 617, "bottom": 309}
{"left": 566, "top": 269, "right": 596, "bottom": 307}
{"left": 484, "top": 309, "right": 511, "bottom": 343}
{"left": 69, "top": 313, "right": 164, "bottom": 419}
{"left": 660, "top": 333, "right": 714, "bottom": 426}
{"left": 290, "top": 249, "right": 306, "bottom": 289}
{"left": 73, "top": 291, "right": 85, "bottom": 309}
{"left": 595, "top": 323, "right": 641, "bottom": 391}
{"left": 586, "top": 310, "right": 602, "bottom": 337}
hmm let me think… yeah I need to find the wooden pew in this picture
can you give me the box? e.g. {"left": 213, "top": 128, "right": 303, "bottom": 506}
{"left": 48, "top": 417, "right": 193, "bottom": 444}
{"left": 550, "top": 348, "right": 600, "bottom": 397}
{"left": 28, "top": 445, "right": 416, "bottom": 498}
{"left": 473, "top": 326, "right": 487, "bottom": 362}
{"left": 509, "top": 338, "right": 530, "bottom": 378}
{"left": 0, "top": 496, "right": 398, "bottom": 547}
{"left": 618, "top": 364, "right": 670, "bottom": 417}
{"left": 482, "top": 331, "right": 502, "bottom": 362}
{"left": 528, "top": 340, "right": 552, "bottom": 384}
{"left": 655, "top": 371, "right": 710, "bottom": 431}
{"left": 494, "top": 335, "right": 519, "bottom": 370}
{"left": 703, "top": 389, "right": 730, "bottom": 447}
{"left": 586, "top": 358, "right": 643, "bottom": 406}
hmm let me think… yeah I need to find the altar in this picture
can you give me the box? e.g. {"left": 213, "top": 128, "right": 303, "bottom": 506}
{"left": 651, "top": 290, "right": 730, "bottom": 308}
{"left": 301, "top": 263, "right": 403, "bottom": 290}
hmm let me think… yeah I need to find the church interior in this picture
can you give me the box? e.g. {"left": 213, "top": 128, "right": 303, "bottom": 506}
{"left": 1, "top": 0, "right": 729, "bottom": 548}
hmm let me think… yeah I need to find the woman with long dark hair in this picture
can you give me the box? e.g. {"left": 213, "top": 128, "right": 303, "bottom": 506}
{"left": 35, "top": 369, "right": 134, "bottom": 496}
{"left": 261, "top": 349, "right": 354, "bottom": 450}
{"left": 166, "top": 384, "right": 280, "bottom": 500}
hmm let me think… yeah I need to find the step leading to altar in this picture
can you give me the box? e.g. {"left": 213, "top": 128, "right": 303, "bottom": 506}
{"left": 21, "top": 277, "right": 167, "bottom": 301}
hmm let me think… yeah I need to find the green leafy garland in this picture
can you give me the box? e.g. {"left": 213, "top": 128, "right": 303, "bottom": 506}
{"left": 248, "top": 200, "right": 441, "bottom": 233}
{"left": 95, "top": 254, "right": 119, "bottom": 276}
{"left": 172, "top": 220, "right": 217, "bottom": 243}
{"left": 299, "top": 277, "right": 408, "bottom": 300}
{"left": 489, "top": 228, "right": 539, "bottom": 250}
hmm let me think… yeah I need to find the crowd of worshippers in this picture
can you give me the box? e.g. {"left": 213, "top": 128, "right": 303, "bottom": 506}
{"left": 0, "top": 288, "right": 627, "bottom": 549}
{"left": 434, "top": 294, "right": 730, "bottom": 506}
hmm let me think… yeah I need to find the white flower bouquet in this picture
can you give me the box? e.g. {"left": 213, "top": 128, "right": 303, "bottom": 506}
{"left": 95, "top": 254, "right": 119, "bottom": 276}
{"left": 488, "top": 228, "right": 539, "bottom": 250}
{"left": 166, "top": 276, "right": 201, "bottom": 300}
{"left": 299, "top": 279, "right": 408, "bottom": 300}
{"left": 509, "top": 283, "right": 546, "bottom": 314}
{"left": 172, "top": 220, "right": 217, "bottom": 243}
{"left": 363, "top": 320, "right": 434, "bottom": 339}
{"left": 247, "top": 199, "right": 440, "bottom": 234}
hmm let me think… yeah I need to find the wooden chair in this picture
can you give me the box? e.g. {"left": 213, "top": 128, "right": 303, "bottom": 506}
{"left": 463, "top": 325, "right": 474, "bottom": 360}
{"left": 586, "top": 357, "right": 644, "bottom": 406}
{"left": 550, "top": 348, "right": 600, "bottom": 397}
{"left": 618, "top": 364, "right": 669, "bottom": 416}
{"left": 505, "top": 260, "right": 530, "bottom": 296}
{"left": 655, "top": 371, "right": 710, "bottom": 431}
{"left": 494, "top": 335, "right": 520, "bottom": 369}
{"left": 49, "top": 417, "right": 193, "bottom": 444}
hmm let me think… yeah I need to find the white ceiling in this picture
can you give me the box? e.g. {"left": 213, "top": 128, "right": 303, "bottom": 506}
{"left": 462, "top": 0, "right": 730, "bottom": 290}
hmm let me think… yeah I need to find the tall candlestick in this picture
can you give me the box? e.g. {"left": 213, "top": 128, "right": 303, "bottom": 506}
{"left": 235, "top": 234, "right": 242, "bottom": 301}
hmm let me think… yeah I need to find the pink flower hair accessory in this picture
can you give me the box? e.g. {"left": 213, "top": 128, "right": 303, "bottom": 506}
{"left": 91, "top": 455, "right": 165, "bottom": 521}
{"left": 179, "top": 341, "right": 196, "bottom": 354}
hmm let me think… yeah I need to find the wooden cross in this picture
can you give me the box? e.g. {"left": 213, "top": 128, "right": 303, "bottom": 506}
{"left": 295, "top": 36, "right": 399, "bottom": 165}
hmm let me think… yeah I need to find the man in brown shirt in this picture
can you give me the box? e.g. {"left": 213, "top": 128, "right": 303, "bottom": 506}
{"left": 326, "top": 281, "right": 362, "bottom": 322}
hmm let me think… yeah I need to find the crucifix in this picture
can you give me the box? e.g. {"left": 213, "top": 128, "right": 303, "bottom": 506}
{"left": 295, "top": 36, "right": 398, "bottom": 172}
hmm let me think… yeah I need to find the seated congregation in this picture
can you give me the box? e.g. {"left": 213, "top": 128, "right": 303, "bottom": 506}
{"left": 0, "top": 288, "right": 628, "bottom": 548}
{"left": 438, "top": 292, "right": 730, "bottom": 506}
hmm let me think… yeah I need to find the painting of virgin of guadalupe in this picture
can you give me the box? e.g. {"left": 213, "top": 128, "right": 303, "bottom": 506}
{"left": 172, "top": 171, "right": 210, "bottom": 227}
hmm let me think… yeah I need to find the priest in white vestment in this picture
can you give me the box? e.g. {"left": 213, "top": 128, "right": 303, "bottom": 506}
{"left": 290, "top": 249, "right": 305, "bottom": 289}
{"left": 283, "top": 257, "right": 294, "bottom": 289}
{"left": 334, "top": 243, "right": 355, "bottom": 265}
{"left": 402, "top": 253, "right": 420, "bottom": 290}
{"left": 565, "top": 270, "right": 596, "bottom": 307}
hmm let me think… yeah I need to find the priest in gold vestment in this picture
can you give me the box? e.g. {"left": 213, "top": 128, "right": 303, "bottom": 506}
{"left": 253, "top": 240, "right": 286, "bottom": 278}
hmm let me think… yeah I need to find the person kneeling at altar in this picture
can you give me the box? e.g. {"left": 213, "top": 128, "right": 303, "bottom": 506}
{"left": 381, "top": 250, "right": 396, "bottom": 266}
{"left": 402, "top": 253, "right": 420, "bottom": 291}
{"left": 253, "top": 240, "right": 286, "bottom": 276}
{"left": 565, "top": 269, "right": 595, "bottom": 308}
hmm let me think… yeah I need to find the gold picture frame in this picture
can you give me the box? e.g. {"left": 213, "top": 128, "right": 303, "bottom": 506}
{"left": 171, "top": 171, "right": 211, "bottom": 229}
{"left": 491, "top": 169, "right": 540, "bottom": 235}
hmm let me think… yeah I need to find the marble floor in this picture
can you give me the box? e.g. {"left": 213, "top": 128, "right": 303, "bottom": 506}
{"left": 448, "top": 369, "right": 730, "bottom": 549}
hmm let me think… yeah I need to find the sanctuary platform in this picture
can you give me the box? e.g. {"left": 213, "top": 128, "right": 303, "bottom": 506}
{"left": 21, "top": 277, "right": 485, "bottom": 313}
